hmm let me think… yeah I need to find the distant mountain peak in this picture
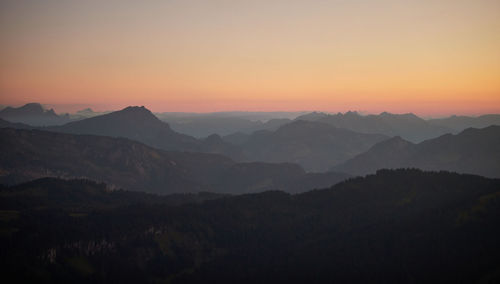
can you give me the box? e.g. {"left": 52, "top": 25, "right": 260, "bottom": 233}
{"left": 77, "top": 108, "right": 94, "bottom": 113}
{"left": 122, "top": 105, "right": 149, "bottom": 112}
{"left": 21, "top": 102, "right": 44, "bottom": 110}
{"left": 113, "top": 106, "right": 159, "bottom": 120}
{"left": 370, "top": 135, "right": 414, "bottom": 152}
{"left": 384, "top": 135, "right": 411, "bottom": 144}
{"left": 0, "top": 102, "right": 68, "bottom": 126}
{"left": 344, "top": 110, "right": 359, "bottom": 116}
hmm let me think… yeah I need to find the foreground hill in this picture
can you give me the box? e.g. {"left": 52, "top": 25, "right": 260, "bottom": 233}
{"left": 48, "top": 106, "right": 244, "bottom": 160}
{"left": 0, "top": 103, "right": 71, "bottom": 126}
{"left": 238, "top": 120, "right": 388, "bottom": 171}
{"left": 2, "top": 169, "right": 499, "bottom": 283}
{"left": 0, "top": 128, "right": 348, "bottom": 194}
{"left": 334, "top": 125, "right": 500, "bottom": 178}
{"left": 296, "top": 111, "right": 451, "bottom": 142}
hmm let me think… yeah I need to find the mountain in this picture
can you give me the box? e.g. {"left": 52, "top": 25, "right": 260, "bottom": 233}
{"left": 48, "top": 106, "right": 244, "bottom": 160}
{"left": 69, "top": 108, "right": 111, "bottom": 120}
{"left": 296, "top": 111, "right": 452, "bottom": 142}
{"left": 334, "top": 125, "right": 500, "bottom": 178}
{"left": 222, "top": 132, "right": 251, "bottom": 145}
{"left": 3, "top": 169, "right": 499, "bottom": 283}
{"left": 49, "top": 106, "right": 201, "bottom": 150}
{"left": 156, "top": 111, "right": 306, "bottom": 121}
{"left": 0, "top": 103, "right": 71, "bottom": 126}
{"left": 238, "top": 120, "right": 389, "bottom": 172}
{"left": 428, "top": 114, "right": 500, "bottom": 132}
{"left": 0, "top": 128, "right": 349, "bottom": 194}
{"left": 0, "top": 177, "right": 227, "bottom": 210}
{"left": 159, "top": 115, "right": 291, "bottom": 138}
{"left": 0, "top": 118, "right": 34, "bottom": 129}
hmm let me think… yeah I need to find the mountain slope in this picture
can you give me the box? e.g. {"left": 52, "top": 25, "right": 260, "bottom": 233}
{"left": 240, "top": 120, "right": 388, "bottom": 171}
{"left": 296, "top": 111, "right": 452, "bottom": 142}
{"left": 334, "top": 125, "right": 500, "bottom": 178}
{"left": 0, "top": 118, "right": 34, "bottom": 129}
{"left": 0, "top": 128, "right": 348, "bottom": 193}
{"left": 48, "top": 106, "right": 244, "bottom": 160}
{"left": 49, "top": 106, "right": 201, "bottom": 151}
{"left": 2, "top": 169, "right": 500, "bottom": 283}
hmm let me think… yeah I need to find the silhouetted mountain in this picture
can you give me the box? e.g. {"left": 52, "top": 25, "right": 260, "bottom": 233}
{"left": 0, "top": 103, "right": 71, "bottom": 126}
{"left": 295, "top": 111, "right": 329, "bottom": 121}
{"left": 3, "top": 169, "right": 499, "bottom": 283}
{"left": 239, "top": 120, "right": 388, "bottom": 171}
{"left": 428, "top": 114, "right": 500, "bottom": 132}
{"left": 334, "top": 125, "right": 500, "bottom": 178}
{"left": 0, "top": 128, "right": 348, "bottom": 194}
{"left": 48, "top": 106, "right": 243, "bottom": 160}
{"left": 296, "top": 111, "right": 452, "bottom": 142}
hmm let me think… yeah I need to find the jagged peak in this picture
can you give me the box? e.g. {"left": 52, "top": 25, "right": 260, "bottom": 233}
{"left": 122, "top": 105, "right": 149, "bottom": 112}
{"left": 19, "top": 103, "right": 45, "bottom": 112}
{"left": 116, "top": 106, "right": 157, "bottom": 117}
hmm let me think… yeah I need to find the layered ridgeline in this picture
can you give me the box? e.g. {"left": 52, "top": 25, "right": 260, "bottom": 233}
{"left": 158, "top": 113, "right": 292, "bottom": 138}
{"left": 334, "top": 125, "right": 500, "bottom": 178}
{"left": 230, "top": 120, "right": 388, "bottom": 172}
{"left": 0, "top": 118, "right": 33, "bottom": 129}
{"left": 0, "top": 128, "right": 348, "bottom": 194}
{"left": 0, "top": 103, "right": 71, "bottom": 126}
{"left": 428, "top": 114, "right": 500, "bottom": 132}
{"left": 2, "top": 169, "right": 499, "bottom": 283}
{"left": 295, "top": 111, "right": 452, "bottom": 142}
{"left": 42, "top": 106, "right": 388, "bottom": 172}
{"left": 47, "top": 106, "right": 244, "bottom": 160}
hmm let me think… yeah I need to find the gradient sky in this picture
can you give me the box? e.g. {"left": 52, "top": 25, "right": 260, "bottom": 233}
{"left": 1, "top": 0, "right": 499, "bottom": 115}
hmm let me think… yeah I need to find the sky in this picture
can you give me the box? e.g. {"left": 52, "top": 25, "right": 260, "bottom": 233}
{"left": 0, "top": 0, "right": 499, "bottom": 116}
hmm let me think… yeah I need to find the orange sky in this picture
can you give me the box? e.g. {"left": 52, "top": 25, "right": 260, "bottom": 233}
{"left": 1, "top": 0, "right": 499, "bottom": 116}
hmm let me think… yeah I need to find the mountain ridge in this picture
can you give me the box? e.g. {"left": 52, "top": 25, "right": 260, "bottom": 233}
{"left": 333, "top": 125, "right": 500, "bottom": 178}
{"left": 0, "top": 128, "right": 349, "bottom": 194}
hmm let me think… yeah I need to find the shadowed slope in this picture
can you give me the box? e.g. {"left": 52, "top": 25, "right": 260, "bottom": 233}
{"left": 0, "top": 128, "right": 349, "bottom": 194}
{"left": 334, "top": 125, "right": 500, "bottom": 178}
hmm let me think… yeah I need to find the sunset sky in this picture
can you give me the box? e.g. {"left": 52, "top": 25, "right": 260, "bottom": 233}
{"left": 1, "top": 0, "right": 499, "bottom": 116}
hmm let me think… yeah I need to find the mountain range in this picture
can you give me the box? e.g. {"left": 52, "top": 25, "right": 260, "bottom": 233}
{"left": 159, "top": 115, "right": 291, "bottom": 138}
{"left": 0, "top": 103, "right": 71, "bottom": 126}
{"left": 428, "top": 114, "right": 500, "bottom": 132}
{"left": 2, "top": 103, "right": 500, "bottom": 177}
{"left": 234, "top": 120, "right": 389, "bottom": 171}
{"left": 47, "top": 106, "right": 244, "bottom": 161}
{"left": 334, "top": 125, "right": 500, "bottom": 178}
{"left": 42, "top": 106, "right": 390, "bottom": 171}
{"left": 0, "top": 128, "right": 349, "bottom": 194}
{"left": 295, "top": 111, "right": 452, "bottom": 142}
